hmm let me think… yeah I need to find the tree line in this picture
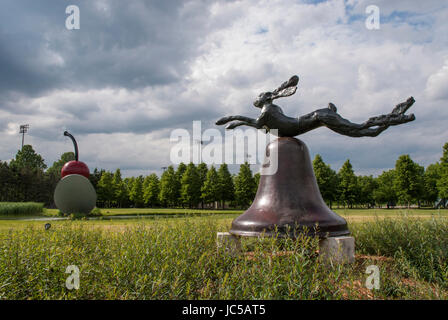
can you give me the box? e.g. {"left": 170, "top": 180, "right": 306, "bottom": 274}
{"left": 92, "top": 162, "right": 258, "bottom": 209}
{"left": 1, "top": 143, "right": 448, "bottom": 209}
{"left": 313, "top": 144, "right": 448, "bottom": 209}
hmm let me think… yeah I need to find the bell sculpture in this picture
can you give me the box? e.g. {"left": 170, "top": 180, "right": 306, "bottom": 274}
{"left": 216, "top": 75, "right": 416, "bottom": 238}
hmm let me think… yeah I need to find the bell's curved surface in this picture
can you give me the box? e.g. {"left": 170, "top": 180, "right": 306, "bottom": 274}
{"left": 230, "top": 137, "right": 349, "bottom": 238}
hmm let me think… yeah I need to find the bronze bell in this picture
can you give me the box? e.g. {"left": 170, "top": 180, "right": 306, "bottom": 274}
{"left": 230, "top": 137, "right": 349, "bottom": 238}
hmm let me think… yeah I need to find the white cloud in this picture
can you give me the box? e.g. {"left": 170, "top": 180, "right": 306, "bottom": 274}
{"left": 425, "top": 59, "right": 448, "bottom": 100}
{"left": 1, "top": 0, "right": 448, "bottom": 177}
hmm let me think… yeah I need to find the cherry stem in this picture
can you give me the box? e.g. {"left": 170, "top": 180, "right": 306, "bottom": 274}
{"left": 64, "top": 131, "right": 79, "bottom": 161}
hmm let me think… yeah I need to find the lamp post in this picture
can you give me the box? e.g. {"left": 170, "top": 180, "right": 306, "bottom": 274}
{"left": 195, "top": 139, "right": 203, "bottom": 163}
{"left": 245, "top": 153, "right": 252, "bottom": 166}
{"left": 19, "top": 124, "right": 29, "bottom": 149}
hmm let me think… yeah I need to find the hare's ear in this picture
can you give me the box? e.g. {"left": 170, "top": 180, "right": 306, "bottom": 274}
{"left": 272, "top": 75, "right": 299, "bottom": 99}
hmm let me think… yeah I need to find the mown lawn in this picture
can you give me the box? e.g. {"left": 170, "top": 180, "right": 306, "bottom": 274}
{"left": 41, "top": 207, "right": 448, "bottom": 218}
{"left": 43, "top": 207, "right": 245, "bottom": 217}
{"left": 0, "top": 214, "right": 447, "bottom": 300}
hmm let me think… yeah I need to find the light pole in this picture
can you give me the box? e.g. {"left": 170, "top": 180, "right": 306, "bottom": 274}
{"left": 19, "top": 124, "right": 29, "bottom": 149}
{"left": 195, "top": 139, "right": 203, "bottom": 163}
{"left": 245, "top": 153, "right": 252, "bottom": 166}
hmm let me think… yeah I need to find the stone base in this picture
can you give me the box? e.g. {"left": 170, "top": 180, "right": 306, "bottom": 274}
{"left": 319, "top": 236, "right": 355, "bottom": 264}
{"left": 216, "top": 232, "right": 355, "bottom": 265}
{"left": 216, "top": 232, "right": 241, "bottom": 256}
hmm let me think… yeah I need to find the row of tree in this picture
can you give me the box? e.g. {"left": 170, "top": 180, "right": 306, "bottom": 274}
{"left": 313, "top": 146, "right": 448, "bottom": 208}
{"left": 1, "top": 143, "right": 448, "bottom": 209}
{"left": 93, "top": 162, "right": 258, "bottom": 209}
{"left": 0, "top": 145, "right": 55, "bottom": 204}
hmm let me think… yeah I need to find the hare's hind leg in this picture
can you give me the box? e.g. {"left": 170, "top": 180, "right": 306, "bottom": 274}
{"left": 310, "top": 108, "right": 374, "bottom": 137}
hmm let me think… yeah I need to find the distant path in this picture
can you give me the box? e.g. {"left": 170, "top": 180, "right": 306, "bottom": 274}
{"left": 0, "top": 216, "right": 68, "bottom": 221}
{"left": 0, "top": 211, "right": 241, "bottom": 221}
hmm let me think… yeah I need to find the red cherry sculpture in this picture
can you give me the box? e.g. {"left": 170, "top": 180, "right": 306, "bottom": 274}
{"left": 61, "top": 131, "right": 90, "bottom": 179}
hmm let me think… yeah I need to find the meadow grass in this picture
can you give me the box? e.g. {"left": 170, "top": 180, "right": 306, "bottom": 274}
{"left": 0, "top": 202, "right": 44, "bottom": 216}
{"left": 351, "top": 217, "right": 448, "bottom": 290}
{"left": 0, "top": 215, "right": 447, "bottom": 300}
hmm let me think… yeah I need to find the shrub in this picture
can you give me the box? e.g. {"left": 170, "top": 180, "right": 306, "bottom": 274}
{"left": 0, "top": 202, "right": 44, "bottom": 216}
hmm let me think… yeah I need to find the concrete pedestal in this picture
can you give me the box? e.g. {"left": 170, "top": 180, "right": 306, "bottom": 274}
{"left": 319, "top": 236, "right": 355, "bottom": 264}
{"left": 216, "top": 232, "right": 355, "bottom": 264}
{"left": 216, "top": 232, "right": 241, "bottom": 256}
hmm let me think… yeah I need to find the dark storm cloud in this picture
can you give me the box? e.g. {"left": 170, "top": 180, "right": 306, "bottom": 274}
{"left": 0, "top": 0, "right": 214, "bottom": 96}
{"left": 0, "top": 32, "right": 60, "bottom": 96}
{"left": 29, "top": 99, "right": 221, "bottom": 141}
{"left": 67, "top": 107, "right": 221, "bottom": 136}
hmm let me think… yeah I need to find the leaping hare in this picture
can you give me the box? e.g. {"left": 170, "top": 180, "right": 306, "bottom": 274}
{"left": 216, "top": 75, "right": 415, "bottom": 137}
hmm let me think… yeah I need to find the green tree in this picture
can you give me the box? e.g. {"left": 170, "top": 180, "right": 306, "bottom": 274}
{"left": 234, "top": 162, "right": 256, "bottom": 208}
{"left": 43, "top": 152, "right": 77, "bottom": 205}
{"left": 217, "top": 163, "right": 235, "bottom": 209}
{"left": 201, "top": 166, "right": 220, "bottom": 208}
{"left": 113, "top": 169, "right": 128, "bottom": 207}
{"left": 124, "top": 177, "right": 135, "bottom": 200}
{"left": 313, "top": 154, "right": 339, "bottom": 208}
{"left": 415, "top": 163, "right": 425, "bottom": 206}
{"left": 440, "top": 142, "right": 448, "bottom": 164}
{"left": 180, "top": 163, "right": 201, "bottom": 208}
{"left": 373, "top": 170, "right": 397, "bottom": 207}
{"left": 0, "top": 161, "right": 16, "bottom": 201}
{"left": 18, "top": 168, "right": 48, "bottom": 203}
{"left": 47, "top": 152, "right": 75, "bottom": 177}
{"left": 253, "top": 172, "right": 261, "bottom": 204}
{"left": 437, "top": 143, "right": 448, "bottom": 202}
{"left": 143, "top": 173, "right": 160, "bottom": 207}
{"left": 438, "top": 168, "right": 448, "bottom": 201}
{"left": 254, "top": 172, "right": 261, "bottom": 188}
{"left": 197, "top": 163, "right": 208, "bottom": 208}
{"left": 424, "top": 163, "right": 441, "bottom": 205}
{"left": 338, "top": 160, "right": 358, "bottom": 208}
{"left": 394, "top": 155, "right": 424, "bottom": 208}
{"left": 176, "top": 163, "right": 187, "bottom": 185}
{"left": 176, "top": 162, "right": 187, "bottom": 178}
{"left": 357, "top": 175, "right": 378, "bottom": 208}
{"left": 97, "top": 171, "right": 114, "bottom": 207}
{"left": 129, "top": 175, "right": 144, "bottom": 208}
{"left": 159, "top": 166, "right": 178, "bottom": 207}
{"left": 175, "top": 163, "right": 187, "bottom": 206}
{"left": 89, "top": 168, "right": 104, "bottom": 190}
{"left": 10, "top": 145, "right": 47, "bottom": 172}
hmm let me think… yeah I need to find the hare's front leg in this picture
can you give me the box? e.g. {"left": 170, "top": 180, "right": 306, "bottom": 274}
{"left": 225, "top": 121, "right": 261, "bottom": 130}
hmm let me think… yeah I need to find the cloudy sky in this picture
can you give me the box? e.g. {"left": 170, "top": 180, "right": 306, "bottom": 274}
{"left": 1, "top": 0, "right": 447, "bottom": 177}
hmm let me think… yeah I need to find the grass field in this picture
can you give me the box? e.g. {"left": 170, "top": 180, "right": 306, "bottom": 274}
{"left": 0, "top": 208, "right": 447, "bottom": 300}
